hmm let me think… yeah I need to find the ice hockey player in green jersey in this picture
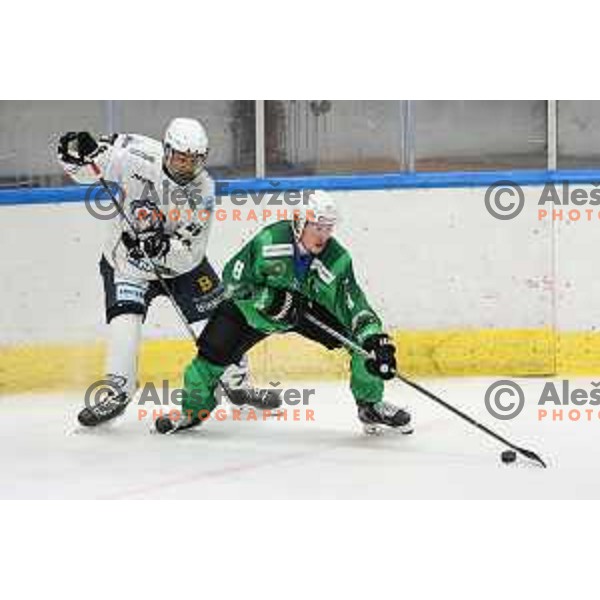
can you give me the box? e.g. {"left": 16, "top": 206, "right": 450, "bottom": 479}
{"left": 155, "top": 190, "right": 412, "bottom": 435}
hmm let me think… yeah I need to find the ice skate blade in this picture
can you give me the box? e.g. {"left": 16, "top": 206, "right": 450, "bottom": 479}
{"left": 362, "top": 423, "right": 414, "bottom": 436}
{"left": 363, "top": 423, "right": 385, "bottom": 436}
{"left": 72, "top": 409, "right": 129, "bottom": 432}
{"left": 228, "top": 404, "right": 280, "bottom": 417}
{"left": 155, "top": 418, "right": 203, "bottom": 435}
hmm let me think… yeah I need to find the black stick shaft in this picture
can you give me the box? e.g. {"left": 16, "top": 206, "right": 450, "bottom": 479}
{"left": 304, "top": 312, "right": 546, "bottom": 467}
{"left": 89, "top": 162, "right": 240, "bottom": 405}
{"left": 90, "top": 163, "right": 197, "bottom": 344}
{"left": 395, "top": 373, "right": 520, "bottom": 448}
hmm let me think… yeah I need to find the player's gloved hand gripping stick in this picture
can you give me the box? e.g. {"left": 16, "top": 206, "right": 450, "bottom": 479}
{"left": 303, "top": 312, "right": 547, "bottom": 468}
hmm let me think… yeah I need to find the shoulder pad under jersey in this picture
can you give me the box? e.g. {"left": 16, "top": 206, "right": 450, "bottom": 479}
{"left": 115, "top": 133, "right": 163, "bottom": 166}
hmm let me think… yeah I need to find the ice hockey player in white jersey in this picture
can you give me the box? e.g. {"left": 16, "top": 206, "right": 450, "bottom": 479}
{"left": 58, "top": 118, "right": 279, "bottom": 426}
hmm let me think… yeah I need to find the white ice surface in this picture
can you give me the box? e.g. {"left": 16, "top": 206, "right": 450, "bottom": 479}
{"left": 1, "top": 377, "right": 599, "bottom": 499}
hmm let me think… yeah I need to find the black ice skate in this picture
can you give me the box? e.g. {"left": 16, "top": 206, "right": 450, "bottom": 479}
{"left": 155, "top": 413, "right": 202, "bottom": 435}
{"left": 78, "top": 376, "right": 130, "bottom": 427}
{"left": 357, "top": 401, "right": 413, "bottom": 435}
{"left": 223, "top": 385, "right": 282, "bottom": 411}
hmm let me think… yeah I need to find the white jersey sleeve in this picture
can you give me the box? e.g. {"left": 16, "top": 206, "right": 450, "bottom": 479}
{"left": 60, "top": 133, "right": 217, "bottom": 283}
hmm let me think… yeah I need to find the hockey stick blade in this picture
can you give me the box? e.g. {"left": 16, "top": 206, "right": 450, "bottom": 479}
{"left": 303, "top": 312, "right": 548, "bottom": 468}
{"left": 513, "top": 446, "right": 547, "bottom": 468}
{"left": 396, "top": 373, "right": 548, "bottom": 468}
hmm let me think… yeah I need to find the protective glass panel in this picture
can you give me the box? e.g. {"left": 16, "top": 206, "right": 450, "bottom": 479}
{"left": 265, "top": 100, "right": 408, "bottom": 176}
{"left": 0, "top": 100, "right": 105, "bottom": 188}
{"left": 0, "top": 100, "right": 255, "bottom": 187}
{"left": 557, "top": 101, "right": 600, "bottom": 168}
{"left": 415, "top": 100, "right": 547, "bottom": 171}
{"left": 116, "top": 100, "right": 255, "bottom": 177}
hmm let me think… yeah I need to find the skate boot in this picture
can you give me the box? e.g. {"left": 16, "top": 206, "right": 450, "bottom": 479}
{"left": 224, "top": 385, "right": 283, "bottom": 411}
{"left": 78, "top": 375, "right": 131, "bottom": 427}
{"left": 219, "top": 358, "right": 282, "bottom": 411}
{"left": 357, "top": 400, "right": 413, "bottom": 435}
{"left": 155, "top": 412, "right": 203, "bottom": 435}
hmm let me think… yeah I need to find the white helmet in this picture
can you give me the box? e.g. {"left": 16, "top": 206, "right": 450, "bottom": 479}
{"left": 163, "top": 118, "right": 209, "bottom": 184}
{"left": 293, "top": 190, "right": 338, "bottom": 238}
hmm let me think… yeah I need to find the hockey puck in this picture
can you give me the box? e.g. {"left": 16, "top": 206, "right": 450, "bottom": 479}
{"left": 501, "top": 449, "right": 517, "bottom": 464}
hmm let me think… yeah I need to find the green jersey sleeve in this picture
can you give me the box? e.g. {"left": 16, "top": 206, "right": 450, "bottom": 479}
{"left": 222, "top": 236, "right": 261, "bottom": 298}
{"left": 329, "top": 253, "right": 383, "bottom": 344}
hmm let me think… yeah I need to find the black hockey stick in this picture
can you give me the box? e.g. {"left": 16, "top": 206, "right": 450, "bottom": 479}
{"left": 304, "top": 312, "right": 547, "bottom": 468}
{"left": 89, "top": 162, "right": 199, "bottom": 342}
{"left": 87, "top": 162, "right": 238, "bottom": 404}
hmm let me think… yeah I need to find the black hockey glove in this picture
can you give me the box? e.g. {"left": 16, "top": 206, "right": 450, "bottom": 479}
{"left": 58, "top": 131, "right": 100, "bottom": 166}
{"left": 122, "top": 229, "right": 171, "bottom": 260}
{"left": 262, "top": 289, "right": 305, "bottom": 325}
{"left": 121, "top": 200, "right": 171, "bottom": 261}
{"left": 363, "top": 333, "right": 397, "bottom": 380}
